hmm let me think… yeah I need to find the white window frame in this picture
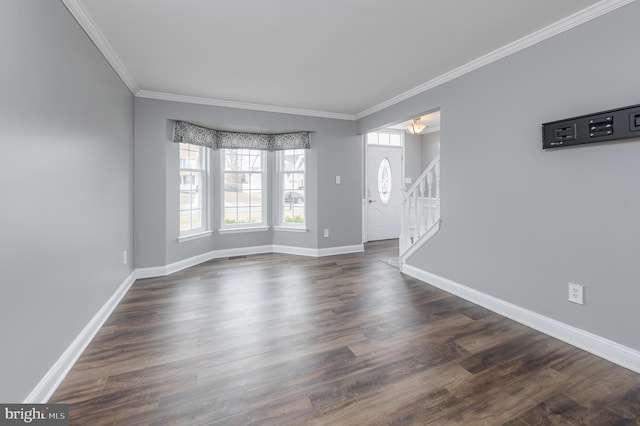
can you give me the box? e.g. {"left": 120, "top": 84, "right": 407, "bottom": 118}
{"left": 220, "top": 148, "right": 268, "bottom": 232}
{"left": 178, "top": 143, "right": 210, "bottom": 240}
{"left": 275, "top": 149, "right": 307, "bottom": 230}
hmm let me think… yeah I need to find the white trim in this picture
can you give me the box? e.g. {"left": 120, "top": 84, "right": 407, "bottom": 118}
{"left": 24, "top": 271, "right": 137, "bottom": 403}
{"left": 355, "top": 0, "right": 636, "bottom": 119}
{"left": 362, "top": 199, "right": 368, "bottom": 243}
{"left": 273, "top": 226, "right": 308, "bottom": 233}
{"left": 401, "top": 265, "right": 640, "bottom": 374}
{"left": 134, "top": 265, "right": 167, "bottom": 280}
{"left": 178, "top": 144, "right": 210, "bottom": 239}
{"left": 136, "top": 245, "right": 273, "bottom": 278}
{"left": 136, "top": 91, "right": 355, "bottom": 121}
{"left": 218, "top": 226, "right": 270, "bottom": 235}
{"left": 61, "top": 0, "right": 138, "bottom": 94}
{"left": 399, "top": 220, "right": 440, "bottom": 265}
{"left": 64, "top": 0, "right": 632, "bottom": 122}
{"left": 65, "top": 0, "right": 632, "bottom": 121}
{"left": 272, "top": 245, "right": 319, "bottom": 257}
{"left": 317, "top": 244, "right": 364, "bottom": 257}
{"left": 273, "top": 244, "right": 364, "bottom": 257}
{"left": 137, "top": 243, "right": 367, "bottom": 279}
{"left": 177, "top": 230, "right": 214, "bottom": 243}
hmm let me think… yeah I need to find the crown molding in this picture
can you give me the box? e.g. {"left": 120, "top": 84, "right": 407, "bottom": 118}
{"left": 355, "top": 0, "right": 637, "bottom": 120}
{"left": 61, "top": 0, "right": 138, "bottom": 94}
{"left": 64, "top": 0, "right": 634, "bottom": 121}
{"left": 136, "top": 91, "right": 356, "bottom": 121}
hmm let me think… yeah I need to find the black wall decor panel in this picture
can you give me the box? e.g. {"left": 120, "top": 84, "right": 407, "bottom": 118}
{"left": 542, "top": 104, "right": 640, "bottom": 149}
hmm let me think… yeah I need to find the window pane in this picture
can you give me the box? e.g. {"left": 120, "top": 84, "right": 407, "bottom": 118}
{"left": 225, "top": 151, "right": 238, "bottom": 171}
{"left": 224, "top": 208, "right": 238, "bottom": 224}
{"left": 178, "top": 143, "right": 206, "bottom": 234}
{"left": 378, "top": 158, "right": 392, "bottom": 204}
{"left": 250, "top": 152, "right": 262, "bottom": 171}
{"left": 224, "top": 172, "right": 241, "bottom": 193}
{"left": 367, "top": 133, "right": 378, "bottom": 145}
{"left": 223, "top": 149, "right": 264, "bottom": 226}
{"left": 282, "top": 150, "right": 296, "bottom": 171}
{"left": 251, "top": 210, "right": 263, "bottom": 223}
{"left": 294, "top": 150, "right": 305, "bottom": 171}
{"left": 179, "top": 143, "right": 202, "bottom": 168}
{"left": 280, "top": 149, "right": 306, "bottom": 225}
{"left": 180, "top": 210, "right": 192, "bottom": 231}
{"left": 250, "top": 173, "right": 262, "bottom": 191}
{"left": 367, "top": 131, "right": 403, "bottom": 146}
{"left": 190, "top": 209, "right": 202, "bottom": 229}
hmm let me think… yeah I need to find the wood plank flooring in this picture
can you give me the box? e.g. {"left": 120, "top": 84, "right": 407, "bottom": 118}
{"left": 51, "top": 240, "right": 640, "bottom": 425}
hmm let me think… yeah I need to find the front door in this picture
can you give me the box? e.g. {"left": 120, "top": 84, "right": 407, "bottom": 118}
{"left": 367, "top": 145, "right": 402, "bottom": 241}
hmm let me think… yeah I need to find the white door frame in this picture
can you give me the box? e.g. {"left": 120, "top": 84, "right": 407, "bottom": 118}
{"left": 363, "top": 131, "right": 405, "bottom": 243}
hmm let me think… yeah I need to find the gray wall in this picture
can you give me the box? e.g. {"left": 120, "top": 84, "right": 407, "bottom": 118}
{"left": 134, "top": 98, "right": 361, "bottom": 268}
{"left": 357, "top": 1, "right": 640, "bottom": 351}
{"left": 403, "top": 133, "right": 422, "bottom": 185}
{"left": 0, "top": 0, "right": 134, "bottom": 402}
{"left": 421, "top": 131, "right": 440, "bottom": 170}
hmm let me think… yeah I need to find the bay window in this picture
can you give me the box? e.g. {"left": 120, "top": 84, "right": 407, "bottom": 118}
{"left": 221, "top": 149, "right": 266, "bottom": 228}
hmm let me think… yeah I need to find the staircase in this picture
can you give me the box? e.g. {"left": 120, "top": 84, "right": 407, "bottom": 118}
{"left": 399, "top": 155, "right": 440, "bottom": 266}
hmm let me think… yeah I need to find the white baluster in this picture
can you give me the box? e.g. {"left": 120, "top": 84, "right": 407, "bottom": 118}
{"left": 435, "top": 161, "right": 441, "bottom": 221}
{"left": 399, "top": 156, "right": 441, "bottom": 257}
{"left": 426, "top": 170, "right": 433, "bottom": 229}
{"left": 412, "top": 188, "right": 420, "bottom": 243}
{"left": 418, "top": 179, "right": 425, "bottom": 237}
{"left": 400, "top": 187, "right": 407, "bottom": 253}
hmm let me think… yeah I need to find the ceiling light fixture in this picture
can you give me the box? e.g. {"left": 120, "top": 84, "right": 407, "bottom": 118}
{"left": 406, "top": 117, "right": 426, "bottom": 135}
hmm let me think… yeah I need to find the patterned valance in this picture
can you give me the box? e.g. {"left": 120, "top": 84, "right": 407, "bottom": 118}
{"left": 173, "top": 121, "right": 310, "bottom": 151}
{"left": 172, "top": 121, "right": 219, "bottom": 148}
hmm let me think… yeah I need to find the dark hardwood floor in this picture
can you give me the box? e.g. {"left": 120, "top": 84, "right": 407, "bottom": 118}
{"left": 51, "top": 240, "right": 640, "bottom": 425}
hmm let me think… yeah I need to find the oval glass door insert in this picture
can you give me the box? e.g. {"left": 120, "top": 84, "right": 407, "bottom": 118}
{"left": 377, "top": 158, "right": 392, "bottom": 204}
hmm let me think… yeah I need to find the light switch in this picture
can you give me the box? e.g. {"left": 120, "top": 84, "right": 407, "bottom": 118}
{"left": 335, "top": 176, "right": 341, "bottom": 184}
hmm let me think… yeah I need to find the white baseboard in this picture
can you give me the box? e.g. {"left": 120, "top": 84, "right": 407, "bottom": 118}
{"left": 401, "top": 265, "right": 640, "bottom": 374}
{"left": 137, "top": 244, "right": 365, "bottom": 279}
{"left": 317, "top": 244, "right": 364, "bottom": 257}
{"left": 272, "top": 244, "right": 319, "bottom": 257}
{"left": 24, "top": 271, "right": 137, "bottom": 403}
{"left": 273, "top": 243, "right": 364, "bottom": 257}
{"left": 135, "top": 245, "right": 274, "bottom": 278}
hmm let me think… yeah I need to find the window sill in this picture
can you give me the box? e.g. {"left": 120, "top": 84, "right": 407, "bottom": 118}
{"left": 218, "top": 226, "right": 270, "bottom": 234}
{"left": 273, "top": 226, "right": 308, "bottom": 233}
{"left": 177, "top": 230, "right": 214, "bottom": 243}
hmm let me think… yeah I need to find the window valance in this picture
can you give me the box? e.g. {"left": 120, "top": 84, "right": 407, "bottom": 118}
{"left": 173, "top": 121, "right": 310, "bottom": 151}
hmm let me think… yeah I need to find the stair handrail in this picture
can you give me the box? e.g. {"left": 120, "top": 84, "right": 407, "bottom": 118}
{"left": 403, "top": 154, "right": 440, "bottom": 201}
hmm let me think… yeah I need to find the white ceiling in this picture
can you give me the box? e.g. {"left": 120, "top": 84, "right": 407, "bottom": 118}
{"left": 68, "top": 0, "right": 622, "bottom": 119}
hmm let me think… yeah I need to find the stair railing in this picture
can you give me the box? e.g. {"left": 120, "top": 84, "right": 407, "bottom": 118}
{"left": 400, "top": 155, "right": 440, "bottom": 257}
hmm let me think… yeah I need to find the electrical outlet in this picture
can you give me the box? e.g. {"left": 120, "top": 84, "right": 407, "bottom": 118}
{"left": 568, "top": 282, "right": 584, "bottom": 305}
{"left": 335, "top": 176, "right": 341, "bottom": 184}
{"left": 122, "top": 250, "right": 128, "bottom": 265}
{"left": 323, "top": 229, "right": 329, "bottom": 238}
